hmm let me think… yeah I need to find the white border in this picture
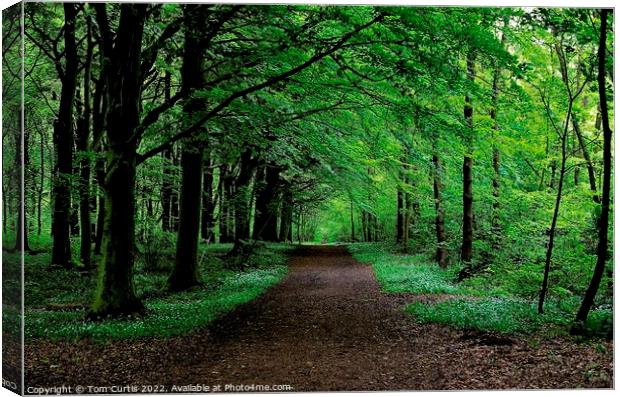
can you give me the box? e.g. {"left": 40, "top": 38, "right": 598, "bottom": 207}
{"left": 0, "top": 2, "right": 617, "bottom": 397}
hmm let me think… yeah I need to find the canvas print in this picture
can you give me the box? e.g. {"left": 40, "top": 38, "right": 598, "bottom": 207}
{"left": 1, "top": 1, "right": 614, "bottom": 394}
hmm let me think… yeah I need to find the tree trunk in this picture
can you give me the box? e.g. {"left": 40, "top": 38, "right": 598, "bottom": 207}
{"left": 169, "top": 7, "right": 207, "bottom": 290}
{"left": 15, "top": 111, "right": 31, "bottom": 252}
{"left": 169, "top": 145, "right": 203, "bottom": 290}
{"left": 403, "top": 180, "right": 411, "bottom": 254}
{"left": 75, "top": 19, "right": 94, "bottom": 268}
{"left": 229, "top": 149, "right": 258, "bottom": 253}
{"left": 89, "top": 4, "right": 148, "bottom": 318}
{"left": 201, "top": 152, "right": 215, "bottom": 241}
{"left": 396, "top": 164, "right": 404, "bottom": 243}
{"left": 279, "top": 188, "right": 293, "bottom": 242}
{"left": 50, "top": 4, "right": 79, "bottom": 268}
{"left": 37, "top": 129, "right": 44, "bottom": 236}
{"left": 432, "top": 151, "right": 448, "bottom": 268}
{"left": 94, "top": 157, "right": 105, "bottom": 255}
{"left": 460, "top": 52, "right": 475, "bottom": 271}
{"left": 218, "top": 165, "right": 232, "bottom": 243}
{"left": 575, "top": 9, "right": 611, "bottom": 324}
{"left": 161, "top": 72, "right": 173, "bottom": 232}
{"left": 170, "top": 147, "right": 180, "bottom": 231}
{"left": 350, "top": 197, "right": 355, "bottom": 241}
{"left": 253, "top": 163, "right": 281, "bottom": 241}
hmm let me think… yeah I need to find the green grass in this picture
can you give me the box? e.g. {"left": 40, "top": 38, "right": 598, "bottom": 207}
{"left": 348, "top": 242, "right": 612, "bottom": 337}
{"left": 23, "top": 242, "right": 291, "bottom": 340}
{"left": 349, "top": 243, "right": 459, "bottom": 294}
{"left": 406, "top": 297, "right": 568, "bottom": 335}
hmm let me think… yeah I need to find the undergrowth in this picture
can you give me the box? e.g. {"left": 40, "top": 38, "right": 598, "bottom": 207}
{"left": 21, "top": 241, "right": 291, "bottom": 340}
{"left": 349, "top": 243, "right": 612, "bottom": 338}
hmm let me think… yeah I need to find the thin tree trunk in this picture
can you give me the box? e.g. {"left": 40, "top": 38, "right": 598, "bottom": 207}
{"left": 460, "top": 52, "right": 475, "bottom": 271}
{"left": 350, "top": 197, "right": 355, "bottom": 241}
{"left": 161, "top": 72, "right": 173, "bottom": 231}
{"left": 170, "top": 147, "right": 180, "bottom": 231}
{"left": 432, "top": 151, "right": 448, "bottom": 268}
{"left": 37, "top": 129, "right": 44, "bottom": 236}
{"left": 201, "top": 151, "right": 215, "bottom": 241}
{"left": 575, "top": 9, "right": 611, "bottom": 324}
{"left": 490, "top": 26, "right": 505, "bottom": 249}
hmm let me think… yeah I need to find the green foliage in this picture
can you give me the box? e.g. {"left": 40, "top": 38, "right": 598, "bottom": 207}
{"left": 25, "top": 244, "right": 290, "bottom": 340}
{"left": 407, "top": 298, "right": 567, "bottom": 335}
{"left": 350, "top": 243, "right": 612, "bottom": 337}
{"left": 349, "top": 243, "right": 458, "bottom": 294}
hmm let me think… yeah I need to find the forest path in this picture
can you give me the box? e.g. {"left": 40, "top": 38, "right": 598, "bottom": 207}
{"left": 26, "top": 245, "right": 612, "bottom": 391}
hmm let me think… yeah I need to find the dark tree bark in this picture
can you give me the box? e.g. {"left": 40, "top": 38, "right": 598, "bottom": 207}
{"left": 253, "top": 163, "right": 281, "bottom": 241}
{"left": 460, "top": 52, "right": 475, "bottom": 274}
{"left": 361, "top": 210, "right": 368, "bottom": 242}
{"left": 432, "top": 151, "right": 448, "bottom": 268}
{"left": 14, "top": 111, "right": 31, "bottom": 252}
{"left": 575, "top": 9, "right": 612, "bottom": 324}
{"left": 170, "top": 147, "right": 180, "bottom": 231}
{"left": 279, "top": 188, "right": 293, "bottom": 243}
{"left": 169, "top": 145, "right": 203, "bottom": 290}
{"left": 229, "top": 149, "right": 258, "bottom": 254}
{"left": 50, "top": 4, "right": 79, "bottom": 268}
{"left": 75, "top": 17, "right": 94, "bottom": 268}
{"left": 88, "top": 4, "right": 148, "bottom": 318}
{"left": 169, "top": 6, "right": 208, "bottom": 291}
{"left": 161, "top": 72, "right": 173, "bottom": 232}
{"left": 218, "top": 164, "right": 234, "bottom": 243}
{"left": 93, "top": 156, "right": 105, "bottom": 255}
{"left": 201, "top": 151, "right": 215, "bottom": 241}
{"left": 37, "top": 129, "right": 44, "bottom": 236}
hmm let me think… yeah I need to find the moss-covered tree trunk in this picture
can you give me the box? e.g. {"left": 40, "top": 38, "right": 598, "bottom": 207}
{"left": 89, "top": 3, "right": 147, "bottom": 318}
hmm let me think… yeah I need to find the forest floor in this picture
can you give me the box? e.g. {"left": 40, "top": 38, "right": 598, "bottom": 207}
{"left": 26, "top": 245, "right": 612, "bottom": 391}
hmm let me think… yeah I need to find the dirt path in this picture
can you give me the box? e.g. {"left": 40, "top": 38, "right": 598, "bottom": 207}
{"left": 26, "top": 245, "right": 612, "bottom": 391}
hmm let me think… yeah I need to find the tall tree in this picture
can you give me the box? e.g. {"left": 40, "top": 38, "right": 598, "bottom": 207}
{"left": 459, "top": 51, "right": 475, "bottom": 278}
{"left": 168, "top": 5, "right": 208, "bottom": 291}
{"left": 88, "top": 3, "right": 149, "bottom": 317}
{"left": 50, "top": 4, "right": 79, "bottom": 268}
{"left": 574, "top": 8, "right": 612, "bottom": 325}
